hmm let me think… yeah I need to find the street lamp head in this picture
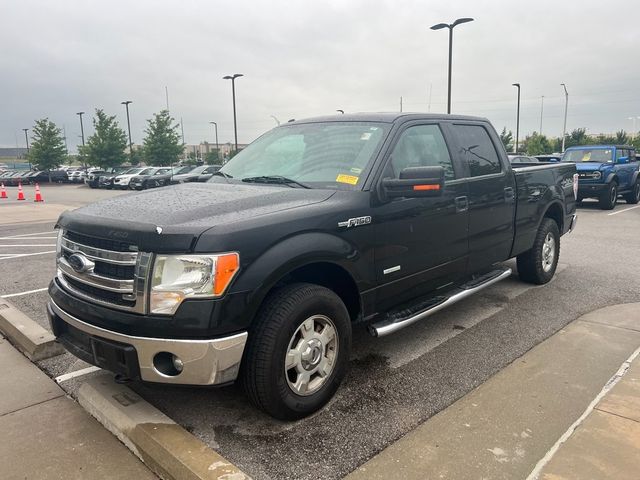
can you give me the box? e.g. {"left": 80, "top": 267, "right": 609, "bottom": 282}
{"left": 209, "top": 121, "right": 217, "bottom": 126}
{"left": 430, "top": 23, "right": 449, "bottom": 30}
{"left": 223, "top": 74, "right": 244, "bottom": 80}
{"left": 76, "top": 111, "right": 84, "bottom": 116}
{"left": 336, "top": 109, "right": 345, "bottom": 114}
{"left": 512, "top": 83, "right": 520, "bottom": 88}
{"left": 121, "top": 100, "right": 132, "bottom": 105}
{"left": 452, "top": 17, "right": 474, "bottom": 27}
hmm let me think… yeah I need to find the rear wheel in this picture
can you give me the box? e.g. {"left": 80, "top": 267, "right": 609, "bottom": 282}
{"left": 517, "top": 218, "right": 560, "bottom": 285}
{"left": 624, "top": 181, "right": 640, "bottom": 204}
{"left": 242, "top": 283, "right": 351, "bottom": 420}
{"left": 599, "top": 181, "right": 617, "bottom": 210}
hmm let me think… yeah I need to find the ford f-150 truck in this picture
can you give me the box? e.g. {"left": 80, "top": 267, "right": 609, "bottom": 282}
{"left": 48, "top": 114, "right": 578, "bottom": 420}
{"left": 562, "top": 144, "right": 639, "bottom": 209}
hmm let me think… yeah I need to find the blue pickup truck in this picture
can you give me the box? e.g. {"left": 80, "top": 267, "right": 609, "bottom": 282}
{"left": 562, "top": 145, "right": 639, "bottom": 209}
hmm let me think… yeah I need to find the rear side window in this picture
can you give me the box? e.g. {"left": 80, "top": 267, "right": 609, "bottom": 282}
{"left": 453, "top": 125, "right": 502, "bottom": 177}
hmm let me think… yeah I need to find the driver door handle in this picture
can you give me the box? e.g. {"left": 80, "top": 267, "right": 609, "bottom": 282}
{"left": 455, "top": 196, "right": 468, "bottom": 213}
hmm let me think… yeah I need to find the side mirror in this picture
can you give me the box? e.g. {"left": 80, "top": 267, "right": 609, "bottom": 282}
{"left": 382, "top": 166, "right": 445, "bottom": 198}
{"left": 617, "top": 156, "right": 629, "bottom": 164}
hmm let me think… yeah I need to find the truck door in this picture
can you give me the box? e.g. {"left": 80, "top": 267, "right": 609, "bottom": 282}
{"left": 615, "top": 148, "right": 633, "bottom": 189}
{"left": 373, "top": 123, "right": 469, "bottom": 312}
{"left": 448, "top": 123, "right": 516, "bottom": 272}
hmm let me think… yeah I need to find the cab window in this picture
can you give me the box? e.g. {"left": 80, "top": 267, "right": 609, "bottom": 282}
{"left": 452, "top": 125, "right": 502, "bottom": 177}
{"left": 387, "top": 124, "right": 455, "bottom": 180}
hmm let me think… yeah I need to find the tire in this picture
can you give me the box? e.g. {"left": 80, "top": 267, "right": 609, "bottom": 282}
{"left": 598, "top": 181, "right": 617, "bottom": 210}
{"left": 624, "top": 181, "right": 640, "bottom": 204}
{"left": 517, "top": 218, "right": 560, "bottom": 285}
{"left": 242, "top": 283, "right": 351, "bottom": 420}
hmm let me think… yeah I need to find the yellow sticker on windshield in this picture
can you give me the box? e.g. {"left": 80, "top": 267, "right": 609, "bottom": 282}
{"left": 336, "top": 174, "right": 359, "bottom": 185}
{"left": 582, "top": 152, "right": 591, "bottom": 162}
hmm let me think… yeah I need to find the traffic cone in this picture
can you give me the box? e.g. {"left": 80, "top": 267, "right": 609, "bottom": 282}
{"left": 34, "top": 183, "right": 44, "bottom": 202}
{"left": 17, "top": 183, "right": 25, "bottom": 201}
{"left": 0, "top": 183, "right": 7, "bottom": 199}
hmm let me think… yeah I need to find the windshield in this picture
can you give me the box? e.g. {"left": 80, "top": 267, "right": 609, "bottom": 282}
{"left": 218, "top": 122, "right": 390, "bottom": 189}
{"left": 124, "top": 168, "right": 145, "bottom": 175}
{"left": 562, "top": 148, "right": 613, "bottom": 163}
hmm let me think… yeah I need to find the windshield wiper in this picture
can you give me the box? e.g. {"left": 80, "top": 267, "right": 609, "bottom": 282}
{"left": 212, "top": 171, "right": 233, "bottom": 179}
{"left": 241, "top": 175, "right": 311, "bottom": 189}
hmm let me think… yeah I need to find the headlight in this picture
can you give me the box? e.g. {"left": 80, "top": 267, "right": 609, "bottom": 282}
{"left": 150, "top": 253, "right": 239, "bottom": 314}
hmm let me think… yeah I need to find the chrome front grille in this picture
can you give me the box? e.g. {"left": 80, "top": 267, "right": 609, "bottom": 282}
{"left": 57, "top": 233, "right": 152, "bottom": 313}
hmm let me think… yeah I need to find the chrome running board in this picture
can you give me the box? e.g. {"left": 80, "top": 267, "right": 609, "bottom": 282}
{"left": 368, "top": 267, "right": 513, "bottom": 337}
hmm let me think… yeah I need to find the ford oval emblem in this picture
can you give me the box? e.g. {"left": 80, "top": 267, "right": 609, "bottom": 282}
{"left": 67, "top": 253, "right": 94, "bottom": 273}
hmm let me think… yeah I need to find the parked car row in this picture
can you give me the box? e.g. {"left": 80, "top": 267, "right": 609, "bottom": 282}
{"left": 0, "top": 169, "right": 68, "bottom": 185}
{"left": 93, "top": 165, "right": 221, "bottom": 190}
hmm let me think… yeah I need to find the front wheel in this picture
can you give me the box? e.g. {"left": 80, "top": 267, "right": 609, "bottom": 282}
{"left": 242, "top": 283, "right": 351, "bottom": 420}
{"left": 517, "top": 218, "right": 560, "bottom": 285}
{"left": 624, "top": 182, "right": 640, "bottom": 204}
{"left": 599, "top": 182, "right": 617, "bottom": 210}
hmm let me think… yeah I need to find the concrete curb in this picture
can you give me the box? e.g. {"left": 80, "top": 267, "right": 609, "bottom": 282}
{"left": 0, "top": 297, "right": 64, "bottom": 361}
{"left": 78, "top": 373, "right": 249, "bottom": 480}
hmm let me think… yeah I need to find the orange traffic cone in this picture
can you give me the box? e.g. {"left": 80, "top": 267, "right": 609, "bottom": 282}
{"left": 17, "top": 182, "right": 25, "bottom": 201}
{"left": 34, "top": 183, "right": 44, "bottom": 202}
{"left": 0, "top": 183, "right": 7, "bottom": 199}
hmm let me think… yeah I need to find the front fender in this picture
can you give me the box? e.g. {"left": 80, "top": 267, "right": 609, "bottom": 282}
{"left": 230, "top": 232, "right": 364, "bottom": 321}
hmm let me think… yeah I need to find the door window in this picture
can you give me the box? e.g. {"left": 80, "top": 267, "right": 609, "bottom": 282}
{"left": 388, "top": 125, "right": 455, "bottom": 180}
{"left": 453, "top": 125, "right": 502, "bottom": 177}
{"left": 616, "top": 148, "right": 627, "bottom": 160}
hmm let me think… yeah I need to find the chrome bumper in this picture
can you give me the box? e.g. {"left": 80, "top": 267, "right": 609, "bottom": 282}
{"left": 48, "top": 300, "right": 247, "bottom": 385}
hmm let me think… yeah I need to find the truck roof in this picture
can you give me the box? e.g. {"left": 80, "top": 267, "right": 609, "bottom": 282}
{"left": 565, "top": 144, "right": 634, "bottom": 150}
{"left": 287, "top": 112, "right": 490, "bottom": 125}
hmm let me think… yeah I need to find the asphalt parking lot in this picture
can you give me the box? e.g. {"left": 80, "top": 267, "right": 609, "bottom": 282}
{"left": 1, "top": 185, "right": 639, "bottom": 479}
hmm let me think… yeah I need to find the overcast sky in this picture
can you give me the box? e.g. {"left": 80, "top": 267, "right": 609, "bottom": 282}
{"left": 2, "top": 0, "right": 640, "bottom": 151}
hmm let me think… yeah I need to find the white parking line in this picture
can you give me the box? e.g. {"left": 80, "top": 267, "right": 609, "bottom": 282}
{"left": 0, "top": 231, "right": 54, "bottom": 238}
{"left": 55, "top": 366, "right": 102, "bottom": 383}
{"left": 1, "top": 287, "right": 49, "bottom": 299}
{"left": 0, "top": 237, "right": 57, "bottom": 240}
{"left": 608, "top": 205, "right": 640, "bottom": 216}
{"left": 0, "top": 244, "right": 56, "bottom": 247}
{"left": 0, "top": 250, "right": 56, "bottom": 261}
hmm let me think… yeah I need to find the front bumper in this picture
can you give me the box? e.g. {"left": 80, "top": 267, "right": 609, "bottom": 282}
{"left": 577, "top": 182, "right": 607, "bottom": 196}
{"left": 48, "top": 299, "right": 247, "bottom": 385}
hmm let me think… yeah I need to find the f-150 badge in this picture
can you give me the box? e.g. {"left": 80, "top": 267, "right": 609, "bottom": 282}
{"left": 338, "top": 216, "right": 372, "bottom": 228}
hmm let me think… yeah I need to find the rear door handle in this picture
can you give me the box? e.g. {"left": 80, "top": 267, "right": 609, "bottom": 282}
{"left": 504, "top": 187, "right": 515, "bottom": 203}
{"left": 455, "top": 196, "right": 468, "bottom": 213}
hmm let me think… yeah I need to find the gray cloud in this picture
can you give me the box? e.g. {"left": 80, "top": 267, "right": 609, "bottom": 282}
{"left": 2, "top": 0, "right": 639, "bottom": 151}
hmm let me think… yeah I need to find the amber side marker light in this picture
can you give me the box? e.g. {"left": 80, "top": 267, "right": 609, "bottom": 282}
{"left": 214, "top": 253, "right": 240, "bottom": 295}
{"left": 413, "top": 184, "right": 441, "bottom": 191}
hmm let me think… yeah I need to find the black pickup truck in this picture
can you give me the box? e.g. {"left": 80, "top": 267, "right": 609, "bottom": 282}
{"left": 48, "top": 114, "right": 577, "bottom": 420}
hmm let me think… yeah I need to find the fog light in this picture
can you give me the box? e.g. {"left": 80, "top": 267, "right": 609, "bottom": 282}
{"left": 153, "top": 351, "right": 184, "bottom": 376}
{"left": 172, "top": 355, "right": 184, "bottom": 373}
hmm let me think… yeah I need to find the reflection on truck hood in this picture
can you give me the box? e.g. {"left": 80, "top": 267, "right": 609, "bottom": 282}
{"left": 57, "top": 182, "right": 335, "bottom": 252}
{"left": 575, "top": 163, "right": 608, "bottom": 172}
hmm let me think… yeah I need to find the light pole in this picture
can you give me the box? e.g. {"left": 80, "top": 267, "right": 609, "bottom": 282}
{"left": 23, "top": 128, "right": 30, "bottom": 168}
{"left": 539, "top": 96, "right": 544, "bottom": 135}
{"left": 270, "top": 115, "right": 281, "bottom": 126}
{"left": 512, "top": 83, "right": 521, "bottom": 153}
{"left": 121, "top": 100, "right": 133, "bottom": 156}
{"left": 209, "top": 121, "right": 219, "bottom": 162}
{"left": 223, "top": 73, "right": 243, "bottom": 153}
{"left": 561, "top": 84, "right": 569, "bottom": 152}
{"left": 77, "top": 111, "right": 86, "bottom": 168}
{"left": 430, "top": 17, "right": 474, "bottom": 114}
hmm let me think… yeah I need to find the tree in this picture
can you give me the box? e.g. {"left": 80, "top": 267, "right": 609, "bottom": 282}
{"left": 565, "top": 128, "right": 590, "bottom": 148}
{"left": 205, "top": 150, "right": 221, "bottom": 164}
{"left": 615, "top": 130, "right": 629, "bottom": 144}
{"left": 142, "top": 110, "right": 183, "bottom": 166}
{"left": 28, "top": 118, "right": 67, "bottom": 181}
{"left": 83, "top": 109, "right": 128, "bottom": 169}
{"left": 523, "top": 132, "right": 553, "bottom": 155}
{"left": 499, "top": 127, "right": 513, "bottom": 151}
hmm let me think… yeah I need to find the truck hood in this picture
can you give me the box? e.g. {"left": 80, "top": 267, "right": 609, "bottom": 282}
{"left": 575, "top": 163, "right": 608, "bottom": 172}
{"left": 57, "top": 182, "right": 335, "bottom": 252}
